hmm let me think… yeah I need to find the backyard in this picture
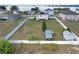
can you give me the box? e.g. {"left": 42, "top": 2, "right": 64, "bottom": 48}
{"left": 59, "top": 18, "right": 79, "bottom": 36}
{"left": 11, "top": 18, "right": 64, "bottom": 41}
{"left": 0, "top": 18, "right": 25, "bottom": 39}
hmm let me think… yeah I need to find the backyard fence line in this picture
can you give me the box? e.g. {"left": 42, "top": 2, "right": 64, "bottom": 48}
{"left": 54, "top": 17, "right": 68, "bottom": 29}
{"left": 4, "top": 17, "right": 29, "bottom": 40}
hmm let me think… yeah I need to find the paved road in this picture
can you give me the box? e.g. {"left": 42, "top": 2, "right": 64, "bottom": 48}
{"left": 4, "top": 17, "right": 29, "bottom": 40}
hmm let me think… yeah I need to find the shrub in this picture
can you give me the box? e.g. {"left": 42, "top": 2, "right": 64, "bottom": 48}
{"left": 62, "top": 28, "right": 71, "bottom": 33}
{"left": 0, "top": 38, "right": 15, "bottom": 54}
{"left": 42, "top": 20, "right": 47, "bottom": 32}
{"left": 29, "top": 35, "right": 37, "bottom": 41}
{"left": 66, "top": 28, "right": 71, "bottom": 32}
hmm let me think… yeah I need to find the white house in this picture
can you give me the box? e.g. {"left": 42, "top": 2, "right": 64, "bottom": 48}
{"left": 63, "top": 30, "right": 76, "bottom": 41}
{"left": 60, "top": 10, "right": 79, "bottom": 21}
{"left": 12, "top": 10, "right": 20, "bottom": 14}
{"left": 36, "top": 12, "right": 48, "bottom": 20}
{"left": 44, "top": 8, "right": 54, "bottom": 16}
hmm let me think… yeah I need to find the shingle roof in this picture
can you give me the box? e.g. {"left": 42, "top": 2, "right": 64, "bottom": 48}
{"left": 45, "top": 8, "right": 53, "bottom": 11}
{"left": 61, "top": 10, "right": 79, "bottom": 15}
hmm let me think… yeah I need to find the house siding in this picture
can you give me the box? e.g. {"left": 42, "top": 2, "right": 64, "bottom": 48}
{"left": 60, "top": 13, "right": 79, "bottom": 21}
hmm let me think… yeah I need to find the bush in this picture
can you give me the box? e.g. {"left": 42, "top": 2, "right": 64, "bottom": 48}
{"left": 42, "top": 20, "right": 47, "bottom": 32}
{"left": 66, "top": 28, "right": 71, "bottom": 32}
{"left": 0, "top": 39, "right": 15, "bottom": 54}
{"left": 61, "top": 28, "right": 71, "bottom": 35}
{"left": 29, "top": 35, "right": 37, "bottom": 41}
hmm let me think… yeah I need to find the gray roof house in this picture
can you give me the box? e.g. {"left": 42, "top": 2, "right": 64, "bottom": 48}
{"left": 60, "top": 10, "right": 79, "bottom": 21}
{"left": 44, "top": 8, "right": 54, "bottom": 16}
{"left": 0, "top": 14, "right": 23, "bottom": 21}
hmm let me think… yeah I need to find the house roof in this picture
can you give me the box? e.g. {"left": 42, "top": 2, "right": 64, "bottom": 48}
{"left": 37, "top": 12, "right": 47, "bottom": 15}
{"left": 61, "top": 10, "right": 79, "bottom": 15}
{"left": 45, "top": 8, "right": 53, "bottom": 11}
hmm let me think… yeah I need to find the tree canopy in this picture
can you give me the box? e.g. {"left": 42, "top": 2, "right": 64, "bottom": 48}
{"left": 0, "top": 6, "right": 6, "bottom": 10}
{"left": 10, "top": 5, "right": 19, "bottom": 11}
{"left": 31, "top": 7, "right": 40, "bottom": 14}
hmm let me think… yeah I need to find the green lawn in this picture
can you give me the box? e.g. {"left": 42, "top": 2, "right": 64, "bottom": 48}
{"left": 11, "top": 18, "right": 64, "bottom": 41}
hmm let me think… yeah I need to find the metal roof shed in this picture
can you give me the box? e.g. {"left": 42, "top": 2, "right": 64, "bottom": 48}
{"left": 63, "top": 30, "right": 76, "bottom": 41}
{"left": 45, "top": 30, "right": 54, "bottom": 40}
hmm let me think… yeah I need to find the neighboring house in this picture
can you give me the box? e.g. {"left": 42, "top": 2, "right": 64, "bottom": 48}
{"left": 36, "top": 12, "right": 48, "bottom": 20}
{"left": 27, "top": 11, "right": 31, "bottom": 15}
{"left": 44, "top": 8, "right": 54, "bottom": 16}
{"left": 27, "top": 11, "right": 35, "bottom": 15}
{"left": 31, "top": 11, "right": 36, "bottom": 15}
{"left": 45, "top": 30, "right": 54, "bottom": 40}
{"left": 75, "top": 8, "right": 79, "bottom": 14}
{"left": 63, "top": 30, "right": 76, "bottom": 41}
{"left": 0, "top": 14, "right": 22, "bottom": 21}
{"left": 60, "top": 10, "right": 79, "bottom": 21}
{"left": 0, "top": 9, "right": 7, "bottom": 15}
{"left": 12, "top": 10, "right": 20, "bottom": 14}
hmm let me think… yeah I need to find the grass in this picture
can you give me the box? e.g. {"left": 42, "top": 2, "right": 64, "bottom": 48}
{"left": 14, "top": 44, "right": 79, "bottom": 54}
{"left": 0, "top": 18, "right": 24, "bottom": 38}
{"left": 11, "top": 18, "right": 64, "bottom": 40}
{"left": 59, "top": 18, "right": 79, "bottom": 36}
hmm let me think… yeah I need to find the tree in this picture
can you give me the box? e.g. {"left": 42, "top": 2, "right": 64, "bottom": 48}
{"left": 0, "top": 6, "right": 6, "bottom": 10}
{"left": 31, "top": 8, "right": 35, "bottom": 11}
{"left": 34, "top": 7, "right": 40, "bottom": 14}
{"left": 0, "top": 39, "right": 15, "bottom": 54}
{"left": 10, "top": 5, "right": 19, "bottom": 11}
{"left": 42, "top": 20, "right": 47, "bottom": 32}
{"left": 31, "top": 7, "right": 40, "bottom": 14}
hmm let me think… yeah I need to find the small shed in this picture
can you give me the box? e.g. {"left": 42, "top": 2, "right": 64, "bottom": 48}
{"left": 45, "top": 30, "right": 54, "bottom": 40}
{"left": 63, "top": 30, "right": 76, "bottom": 41}
{"left": 36, "top": 12, "right": 48, "bottom": 20}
